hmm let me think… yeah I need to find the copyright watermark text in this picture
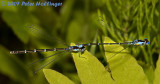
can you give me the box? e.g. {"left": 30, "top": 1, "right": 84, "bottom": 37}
{"left": 1, "top": 1, "right": 62, "bottom": 7}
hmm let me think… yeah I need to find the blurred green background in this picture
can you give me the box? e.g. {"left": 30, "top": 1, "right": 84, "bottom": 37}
{"left": 0, "top": 0, "right": 159, "bottom": 84}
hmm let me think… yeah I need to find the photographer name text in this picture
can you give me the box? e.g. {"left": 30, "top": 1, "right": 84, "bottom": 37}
{"left": 1, "top": 1, "right": 62, "bottom": 7}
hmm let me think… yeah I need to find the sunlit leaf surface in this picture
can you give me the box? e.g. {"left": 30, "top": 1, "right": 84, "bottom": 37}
{"left": 43, "top": 69, "right": 75, "bottom": 84}
{"left": 104, "top": 37, "right": 148, "bottom": 84}
{"left": 153, "top": 54, "right": 160, "bottom": 84}
{"left": 71, "top": 43, "right": 112, "bottom": 84}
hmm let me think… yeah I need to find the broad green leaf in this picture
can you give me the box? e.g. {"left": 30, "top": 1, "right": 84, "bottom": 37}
{"left": 71, "top": 43, "right": 113, "bottom": 84}
{"left": 153, "top": 54, "right": 160, "bottom": 84}
{"left": 43, "top": 69, "right": 75, "bottom": 84}
{"left": 67, "top": 21, "right": 81, "bottom": 43}
{"left": 144, "top": 66, "right": 154, "bottom": 84}
{"left": 0, "top": 45, "right": 29, "bottom": 83}
{"left": 2, "top": 9, "right": 30, "bottom": 44}
{"left": 61, "top": 0, "right": 75, "bottom": 29}
{"left": 104, "top": 37, "right": 148, "bottom": 84}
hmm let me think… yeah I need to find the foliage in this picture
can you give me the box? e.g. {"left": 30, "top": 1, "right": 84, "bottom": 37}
{"left": 153, "top": 54, "right": 160, "bottom": 84}
{"left": 43, "top": 69, "right": 74, "bottom": 84}
{"left": 0, "top": 0, "right": 159, "bottom": 84}
{"left": 44, "top": 39, "right": 150, "bottom": 84}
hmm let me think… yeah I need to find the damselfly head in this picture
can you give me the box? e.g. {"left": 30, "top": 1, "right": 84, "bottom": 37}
{"left": 144, "top": 38, "right": 149, "bottom": 45}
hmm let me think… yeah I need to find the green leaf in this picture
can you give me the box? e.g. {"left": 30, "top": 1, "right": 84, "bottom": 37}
{"left": 0, "top": 45, "right": 29, "bottom": 83}
{"left": 71, "top": 43, "right": 112, "bottom": 84}
{"left": 43, "top": 69, "right": 75, "bottom": 84}
{"left": 2, "top": 9, "right": 30, "bottom": 43}
{"left": 0, "top": 0, "right": 18, "bottom": 12}
{"left": 104, "top": 37, "right": 149, "bottom": 84}
{"left": 153, "top": 54, "right": 160, "bottom": 84}
{"left": 67, "top": 21, "right": 81, "bottom": 43}
{"left": 61, "top": 0, "right": 75, "bottom": 29}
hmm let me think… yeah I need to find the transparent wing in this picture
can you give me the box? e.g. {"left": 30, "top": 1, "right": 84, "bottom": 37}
{"left": 28, "top": 51, "right": 65, "bottom": 66}
{"left": 32, "top": 51, "right": 66, "bottom": 73}
{"left": 24, "top": 24, "right": 69, "bottom": 47}
{"left": 107, "top": 47, "right": 128, "bottom": 61}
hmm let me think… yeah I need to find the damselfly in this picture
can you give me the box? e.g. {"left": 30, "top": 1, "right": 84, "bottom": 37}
{"left": 10, "top": 38, "right": 149, "bottom": 80}
{"left": 10, "top": 38, "right": 149, "bottom": 55}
